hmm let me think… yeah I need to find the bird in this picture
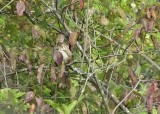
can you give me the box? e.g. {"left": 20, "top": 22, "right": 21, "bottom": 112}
{"left": 55, "top": 34, "right": 72, "bottom": 64}
{"left": 52, "top": 34, "right": 72, "bottom": 78}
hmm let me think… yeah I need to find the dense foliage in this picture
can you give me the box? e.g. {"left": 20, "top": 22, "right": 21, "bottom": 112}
{"left": 0, "top": 0, "right": 160, "bottom": 114}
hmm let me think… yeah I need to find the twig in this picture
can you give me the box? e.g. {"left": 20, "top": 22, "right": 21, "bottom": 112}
{"left": 79, "top": 73, "right": 93, "bottom": 96}
{"left": 0, "top": 66, "right": 50, "bottom": 83}
{"left": 141, "top": 54, "right": 160, "bottom": 71}
{"left": 41, "top": 0, "right": 53, "bottom": 11}
{"left": 71, "top": 66, "right": 132, "bottom": 114}
{"left": 0, "top": 58, "right": 8, "bottom": 88}
{"left": 77, "top": 41, "right": 111, "bottom": 114}
{"left": 0, "top": 0, "right": 14, "bottom": 12}
{"left": 97, "top": 31, "right": 160, "bottom": 72}
{"left": 111, "top": 80, "right": 141, "bottom": 114}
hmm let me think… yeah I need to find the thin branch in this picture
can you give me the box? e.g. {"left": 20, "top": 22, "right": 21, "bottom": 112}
{"left": 71, "top": 66, "right": 132, "bottom": 114}
{"left": 0, "top": 66, "right": 50, "bottom": 83}
{"left": 0, "top": 0, "right": 14, "bottom": 12}
{"left": 141, "top": 54, "right": 160, "bottom": 71}
{"left": 96, "top": 31, "right": 160, "bottom": 72}
{"left": 103, "top": 87, "right": 132, "bottom": 114}
{"left": 76, "top": 41, "right": 111, "bottom": 114}
{"left": 111, "top": 80, "right": 141, "bottom": 114}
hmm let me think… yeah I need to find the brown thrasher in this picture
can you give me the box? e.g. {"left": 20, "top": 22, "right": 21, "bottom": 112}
{"left": 53, "top": 34, "right": 72, "bottom": 65}
{"left": 52, "top": 34, "right": 72, "bottom": 78}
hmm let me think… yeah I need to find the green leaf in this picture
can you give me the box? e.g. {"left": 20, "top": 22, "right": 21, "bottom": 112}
{"left": 152, "top": 108, "right": 157, "bottom": 114}
{"left": 15, "top": 92, "right": 25, "bottom": 99}
{"left": 116, "top": 7, "right": 127, "bottom": 21}
{"left": 0, "top": 18, "right": 5, "bottom": 25}
{"left": 139, "top": 112, "right": 147, "bottom": 114}
{"left": 65, "top": 96, "right": 84, "bottom": 114}
{"left": 0, "top": 110, "right": 5, "bottom": 114}
{"left": 42, "top": 86, "right": 51, "bottom": 96}
{"left": 135, "top": 65, "right": 141, "bottom": 75}
{"left": 44, "top": 99, "right": 63, "bottom": 113}
{"left": 62, "top": 104, "right": 68, "bottom": 114}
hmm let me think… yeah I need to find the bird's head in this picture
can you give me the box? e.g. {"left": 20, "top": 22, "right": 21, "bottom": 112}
{"left": 56, "top": 34, "right": 65, "bottom": 44}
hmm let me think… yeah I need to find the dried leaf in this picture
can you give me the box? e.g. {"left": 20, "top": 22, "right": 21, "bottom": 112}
{"left": 41, "top": 104, "right": 53, "bottom": 113}
{"left": 146, "top": 82, "right": 158, "bottom": 113}
{"left": 19, "top": 54, "right": 32, "bottom": 71}
{"left": 79, "top": 0, "right": 84, "bottom": 10}
{"left": 147, "top": 82, "right": 158, "bottom": 95}
{"left": 9, "top": 49, "right": 17, "bottom": 71}
{"left": 19, "top": 54, "right": 26, "bottom": 61}
{"left": 59, "top": 61, "right": 65, "bottom": 78}
{"left": 152, "top": 90, "right": 160, "bottom": 103}
{"left": 36, "top": 97, "right": 43, "bottom": 107}
{"left": 16, "top": 0, "right": 25, "bottom": 16}
{"left": 71, "top": 0, "right": 75, "bottom": 10}
{"left": 146, "top": 8, "right": 151, "bottom": 19}
{"left": 147, "top": 95, "right": 153, "bottom": 113}
{"left": 24, "top": 91, "right": 35, "bottom": 103}
{"left": 127, "top": 67, "right": 138, "bottom": 85}
{"left": 29, "top": 103, "right": 36, "bottom": 113}
{"left": 69, "top": 30, "right": 79, "bottom": 51}
{"left": 151, "top": 9, "right": 157, "bottom": 19}
{"left": 141, "top": 18, "right": 149, "bottom": 31}
{"left": 82, "top": 103, "right": 87, "bottom": 114}
{"left": 146, "top": 6, "right": 158, "bottom": 20}
{"left": 133, "top": 28, "right": 141, "bottom": 44}
{"left": 24, "top": 58, "right": 32, "bottom": 71}
{"left": 148, "top": 20, "right": 154, "bottom": 32}
{"left": 37, "top": 64, "right": 44, "bottom": 84}
{"left": 151, "top": 6, "right": 158, "bottom": 19}
{"left": 158, "top": 105, "right": 160, "bottom": 114}
{"left": 51, "top": 65, "right": 56, "bottom": 82}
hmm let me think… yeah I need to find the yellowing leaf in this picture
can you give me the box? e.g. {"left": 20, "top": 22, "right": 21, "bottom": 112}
{"left": 69, "top": 30, "right": 79, "bottom": 51}
{"left": 37, "top": 64, "right": 44, "bottom": 84}
{"left": 151, "top": 9, "right": 157, "bottom": 19}
{"left": 100, "top": 16, "right": 109, "bottom": 26}
{"left": 36, "top": 97, "right": 43, "bottom": 107}
{"left": 29, "top": 103, "right": 36, "bottom": 113}
{"left": 116, "top": 7, "right": 127, "bottom": 20}
{"left": 59, "top": 61, "right": 65, "bottom": 78}
{"left": 56, "top": 34, "right": 65, "bottom": 44}
{"left": 32, "top": 25, "right": 41, "bottom": 38}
